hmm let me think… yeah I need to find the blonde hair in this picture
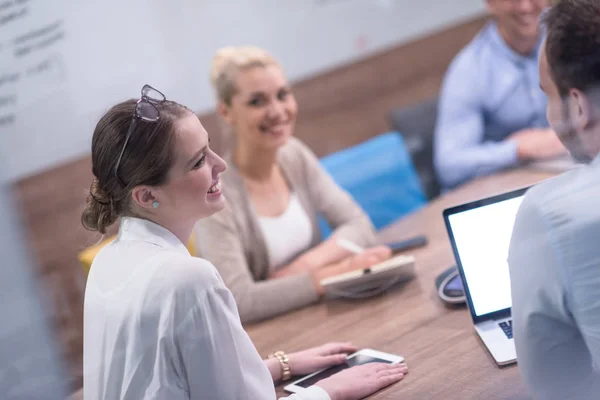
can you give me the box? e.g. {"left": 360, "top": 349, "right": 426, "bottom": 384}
{"left": 210, "top": 46, "right": 279, "bottom": 105}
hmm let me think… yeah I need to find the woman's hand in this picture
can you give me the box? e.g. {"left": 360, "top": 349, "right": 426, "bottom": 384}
{"left": 271, "top": 245, "right": 392, "bottom": 294}
{"left": 309, "top": 246, "right": 392, "bottom": 295}
{"left": 287, "top": 342, "right": 358, "bottom": 377}
{"left": 316, "top": 362, "right": 408, "bottom": 400}
{"left": 344, "top": 246, "right": 392, "bottom": 270}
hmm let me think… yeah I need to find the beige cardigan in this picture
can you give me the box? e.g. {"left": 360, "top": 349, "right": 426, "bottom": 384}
{"left": 194, "top": 138, "right": 377, "bottom": 323}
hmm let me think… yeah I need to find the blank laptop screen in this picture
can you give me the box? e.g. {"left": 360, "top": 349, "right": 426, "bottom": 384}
{"left": 447, "top": 195, "right": 524, "bottom": 317}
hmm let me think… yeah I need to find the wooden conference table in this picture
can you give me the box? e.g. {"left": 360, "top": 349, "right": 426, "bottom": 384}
{"left": 245, "top": 168, "right": 556, "bottom": 400}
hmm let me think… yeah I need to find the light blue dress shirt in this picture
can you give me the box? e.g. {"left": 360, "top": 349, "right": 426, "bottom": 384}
{"left": 435, "top": 22, "right": 548, "bottom": 189}
{"left": 508, "top": 157, "right": 600, "bottom": 399}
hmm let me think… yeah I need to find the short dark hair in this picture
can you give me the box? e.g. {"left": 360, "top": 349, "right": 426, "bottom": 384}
{"left": 81, "top": 99, "right": 191, "bottom": 234}
{"left": 543, "top": 0, "right": 600, "bottom": 97}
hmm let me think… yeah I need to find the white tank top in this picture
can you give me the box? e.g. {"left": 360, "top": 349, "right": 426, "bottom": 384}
{"left": 257, "top": 193, "right": 313, "bottom": 271}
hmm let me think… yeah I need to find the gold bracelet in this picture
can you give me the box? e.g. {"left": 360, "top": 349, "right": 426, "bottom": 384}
{"left": 269, "top": 350, "right": 291, "bottom": 381}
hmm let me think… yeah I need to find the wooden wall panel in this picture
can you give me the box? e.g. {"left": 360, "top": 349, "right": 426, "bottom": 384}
{"left": 13, "top": 15, "right": 487, "bottom": 393}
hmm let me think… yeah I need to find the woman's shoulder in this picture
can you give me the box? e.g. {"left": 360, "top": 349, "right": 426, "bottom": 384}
{"left": 278, "top": 137, "right": 322, "bottom": 180}
{"left": 144, "top": 254, "right": 235, "bottom": 327}
{"left": 151, "top": 253, "right": 224, "bottom": 295}
{"left": 88, "top": 244, "right": 226, "bottom": 311}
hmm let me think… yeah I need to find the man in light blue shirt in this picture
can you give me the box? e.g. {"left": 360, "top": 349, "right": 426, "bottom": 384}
{"left": 508, "top": 1, "right": 600, "bottom": 398}
{"left": 435, "top": 0, "right": 565, "bottom": 189}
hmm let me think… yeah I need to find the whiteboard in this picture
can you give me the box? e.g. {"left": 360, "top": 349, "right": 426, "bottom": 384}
{"left": 0, "top": 0, "right": 486, "bottom": 181}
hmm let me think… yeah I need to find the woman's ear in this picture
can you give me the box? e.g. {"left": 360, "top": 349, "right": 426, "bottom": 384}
{"left": 131, "top": 186, "right": 158, "bottom": 210}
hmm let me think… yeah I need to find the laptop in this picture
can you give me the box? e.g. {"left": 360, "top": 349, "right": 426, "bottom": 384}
{"left": 443, "top": 187, "right": 529, "bottom": 366}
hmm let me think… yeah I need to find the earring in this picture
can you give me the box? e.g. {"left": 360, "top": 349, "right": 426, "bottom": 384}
{"left": 152, "top": 201, "right": 159, "bottom": 209}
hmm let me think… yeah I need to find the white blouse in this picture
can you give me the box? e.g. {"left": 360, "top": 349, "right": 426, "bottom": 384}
{"left": 83, "top": 217, "right": 329, "bottom": 400}
{"left": 258, "top": 193, "right": 313, "bottom": 271}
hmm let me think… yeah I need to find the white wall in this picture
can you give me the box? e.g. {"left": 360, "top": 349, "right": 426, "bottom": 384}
{"left": 0, "top": 0, "right": 486, "bottom": 181}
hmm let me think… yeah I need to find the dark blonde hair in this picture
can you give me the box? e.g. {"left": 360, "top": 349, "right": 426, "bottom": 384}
{"left": 81, "top": 99, "right": 191, "bottom": 233}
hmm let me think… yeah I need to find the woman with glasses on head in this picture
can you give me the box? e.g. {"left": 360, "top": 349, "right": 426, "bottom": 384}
{"left": 82, "top": 85, "right": 407, "bottom": 400}
{"left": 194, "top": 47, "right": 392, "bottom": 323}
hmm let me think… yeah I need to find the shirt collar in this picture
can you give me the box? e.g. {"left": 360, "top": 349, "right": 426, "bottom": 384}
{"left": 487, "top": 21, "right": 544, "bottom": 66}
{"left": 117, "top": 217, "right": 190, "bottom": 255}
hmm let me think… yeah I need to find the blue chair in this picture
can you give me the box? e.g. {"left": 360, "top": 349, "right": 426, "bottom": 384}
{"left": 319, "top": 132, "right": 426, "bottom": 238}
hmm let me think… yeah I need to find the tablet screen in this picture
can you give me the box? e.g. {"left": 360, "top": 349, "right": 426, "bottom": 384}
{"left": 293, "top": 353, "right": 393, "bottom": 388}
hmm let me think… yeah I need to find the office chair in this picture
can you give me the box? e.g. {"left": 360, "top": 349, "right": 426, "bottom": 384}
{"left": 319, "top": 132, "right": 426, "bottom": 238}
{"left": 388, "top": 97, "right": 441, "bottom": 200}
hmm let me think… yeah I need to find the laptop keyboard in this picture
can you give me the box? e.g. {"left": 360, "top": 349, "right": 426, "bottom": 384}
{"left": 499, "top": 320, "right": 513, "bottom": 339}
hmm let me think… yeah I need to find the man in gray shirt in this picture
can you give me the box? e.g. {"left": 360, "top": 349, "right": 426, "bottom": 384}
{"left": 508, "top": 0, "right": 600, "bottom": 398}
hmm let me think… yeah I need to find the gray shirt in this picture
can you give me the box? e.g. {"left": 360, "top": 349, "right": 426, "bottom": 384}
{"left": 508, "top": 158, "right": 600, "bottom": 399}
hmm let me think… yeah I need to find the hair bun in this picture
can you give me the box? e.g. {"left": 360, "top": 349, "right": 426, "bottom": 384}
{"left": 81, "top": 178, "right": 119, "bottom": 234}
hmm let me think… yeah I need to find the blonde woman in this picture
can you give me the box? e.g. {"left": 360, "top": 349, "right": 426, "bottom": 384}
{"left": 82, "top": 86, "right": 407, "bottom": 399}
{"left": 194, "top": 47, "right": 391, "bottom": 323}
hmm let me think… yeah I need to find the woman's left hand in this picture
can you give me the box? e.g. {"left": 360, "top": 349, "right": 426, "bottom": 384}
{"left": 287, "top": 342, "right": 358, "bottom": 376}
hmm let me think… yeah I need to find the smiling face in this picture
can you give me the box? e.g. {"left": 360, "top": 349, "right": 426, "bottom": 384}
{"left": 219, "top": 64, "right": 298, "bottom": 151}
{"left": 153, "top": 113, "right": 227, "bottom": 222}
{"left": 487, "top": 0, "right": 547, "bottom": 50}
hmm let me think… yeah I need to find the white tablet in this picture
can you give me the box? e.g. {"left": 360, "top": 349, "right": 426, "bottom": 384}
{"left": 283, "top": 349, "right": 404, "bottom": 394}
{"left": 320, "top": 255, "right": 415, "bottom": 298}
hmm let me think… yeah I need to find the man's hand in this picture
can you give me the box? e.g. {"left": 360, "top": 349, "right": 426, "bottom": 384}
{"left": 509, "top": 128, "right": 567, "bottom": 161}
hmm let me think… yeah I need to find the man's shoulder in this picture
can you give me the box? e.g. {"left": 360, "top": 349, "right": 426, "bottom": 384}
{"left": 446, "top": 23, "right": 497, "bottom": 79}
{"left": 523, "top": 165, "right": 600, "bottom": 226}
